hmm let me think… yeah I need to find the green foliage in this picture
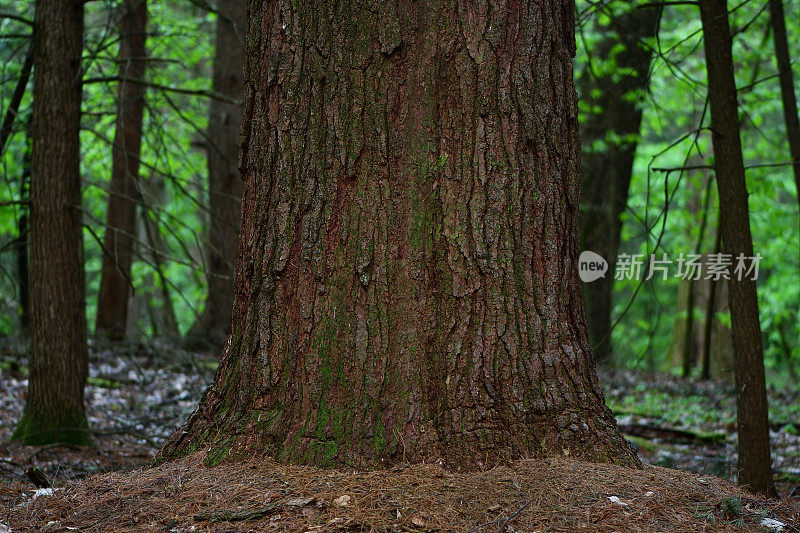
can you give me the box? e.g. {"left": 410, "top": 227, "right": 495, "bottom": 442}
{"left": 577, "top": 0, "right": 800, "bottom": 379}
{"left": 0, "top": 0, "right": 215, "bottom": 338}
{"left": 0, "top": 0, "right": 796, "bottom": 387}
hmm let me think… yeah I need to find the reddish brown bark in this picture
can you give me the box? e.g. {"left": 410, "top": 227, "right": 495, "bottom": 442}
{"left": 12, "top": 0, "right": 88, "bottom": 445}
{"left": 160, "top": 0, "right": 638, "bottom": 470}
{"left": 96, "top": 0, "right": 147, "bottom": 341}
{"left": 185, "top": 0, "right": 245, "bottom": 350}
{"left": 699, "top": 0, "right": 776, "bottom": 497}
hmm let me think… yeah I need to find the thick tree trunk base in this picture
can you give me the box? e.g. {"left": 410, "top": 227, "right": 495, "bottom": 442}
{"left": 161, "top": 0, "right": 640, "bottom": 472}
{"left": 161, "top": 407, "right": 638, "bottom": 471}
{"left": 160, "top": 340, "right": 639, "bottom": 470}
{"left": 11, "top": 410, "right": 89, "bottom": 446}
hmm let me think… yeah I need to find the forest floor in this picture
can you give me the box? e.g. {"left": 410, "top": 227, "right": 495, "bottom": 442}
{"left": 0, "top": 341, "right": 799, "bottom": 531}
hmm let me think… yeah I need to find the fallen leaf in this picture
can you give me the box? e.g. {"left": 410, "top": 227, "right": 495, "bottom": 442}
{"left": 31, "top": 488, "right": 57, "bottom": 500}
{"left": 761, "top": 518, "right": 786, "bottom": 532}
{"left": 332, "top": 494, "right": 351, "bottom": 507}
{"left": 607, "top": 496, "right": 629, "bottom": 507}
{"left": 301, "top": 507, "right": 319, "bottom": 518}
{"left": 287, "top": 496, "right": 316, "bottom": 507}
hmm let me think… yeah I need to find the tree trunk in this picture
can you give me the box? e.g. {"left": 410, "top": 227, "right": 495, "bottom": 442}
{"left": 159, "top": 0, "right": 639, "bottom": 470}
{"left": 2, "top": 48, "right": 34, "bottom": 336}
{"left": 0, "top": 44, "right": 33, "bottom": 156}
{"left": 12, "top": 0, "right": 88, "bottom": 446}
{"left": 15, "top": 116, "right": 32, "bottom": 337}
{"left": 96, "top": 0, "right": 147, "bottom": 341}
{"left": 701, "top": 221, "right": 722, "bottom": 380}
{"left": 140, "top": 199, "right": 180, "bottom": 339}
{"left": 578, "top": 3, "right": 660, "bottom": 364}
{"left": 681, "top": 172, "right": 714, "bottom": 377}
{"left": 184, "top": 0, "right": 245, "bottom": 350}
{"left": 768, "top": 0, "right": 800, "bottom": 204}
{"left": 699, "top": 0, "right": 776, "bottom": 497}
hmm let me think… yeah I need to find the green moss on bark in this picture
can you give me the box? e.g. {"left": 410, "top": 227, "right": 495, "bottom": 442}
{"left": 204, "top": 437, "right": 235, "bottom": 467}
{"left": 11, "top": 411, "right": 90, "bottom": 446}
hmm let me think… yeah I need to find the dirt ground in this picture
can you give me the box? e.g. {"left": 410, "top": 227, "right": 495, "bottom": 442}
{"left": 3, "top": 451, "right": 800, "bottom": 532}
{"left": 1, "top": 342, "right": 799, "bottom": 531}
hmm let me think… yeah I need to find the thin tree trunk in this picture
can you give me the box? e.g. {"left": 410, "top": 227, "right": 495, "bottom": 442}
{"left": 15, "top": 117, "right": 32, "bottom": 336}
{"left": 12, "top": 0, "right": 88, "bottom": 446}
{"left": 701, "top": 220, "right": 722, "bottom": 380}
{"left": 768, "top": 0, "right": 800, "bottom": 203}
{"left": 579, "top": 3, "right": 661, "bottom": 364}
{"left": 682, "top": 173, "right": 714, "bottom": 377}
{"left": 141, "top": 203, "right": 179, "bottom": 339}
{"left": 160, "top": 0, "right": 639, "bottom": 470}
{"left": 0, "top": 45, "right": 34, "bottom": 337}
{"left": 96, "top": 0, "right": 147, "bottom": 341}
{"left": 184, "top": 0, "right": 245, "bottom": 350}
{"left": 699, "top": 0, "right": 776, "bottom": 497}
{"left": 0, "top": 44, "right": 33, "bottom": 156}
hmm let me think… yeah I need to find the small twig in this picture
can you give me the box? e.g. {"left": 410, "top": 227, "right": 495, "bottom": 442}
{"left": 466, "top": 517, "right": 502, "bottom": 533}
{"left": 23, "top": 442, "right": 84, "bottom": 464}
{"left": 651, "top": 164, "right": 713, "bottom": 173}
{"left": 637, "top": 1, "right": 697, "bottom": 8}
{"left": 497, "top": 499, "right": 533, "bottom": 533}
{"left": 0, "top": 12, "right": 32, "bottom": 25}
{"left": 194, "top": 503, "right": 280, "bottom": 522}
{"left": 82, "top": 76, "right": 242, "bottom": 105}
{"left": 91, "top": 428, "right": 161, "bottom": 448}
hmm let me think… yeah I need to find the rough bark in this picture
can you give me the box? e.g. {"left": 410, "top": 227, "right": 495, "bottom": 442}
{"left": 96, "top": 0, "right": 147, "bottom": 341}
{"left": 184, "top": 0, "right": 246, "bottom": 350}
{"left": 12, "top": 0, "right": 88, "bottom": 446}
{"left": 578, "top": 3, "right": 660, "bottom": 364}
{"left": 699, "top": 0, "right": 776, "bottom": 497}
{"left": 160, "top": 0, "right": 639, "bottom": 470}
{"left": 768, "top": 0, "right": 800, "bottom": 204}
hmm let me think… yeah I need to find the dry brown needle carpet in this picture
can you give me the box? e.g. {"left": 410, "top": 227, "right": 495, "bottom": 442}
{"left": 2, "top": 452, "right": 798, "bottom": 532}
